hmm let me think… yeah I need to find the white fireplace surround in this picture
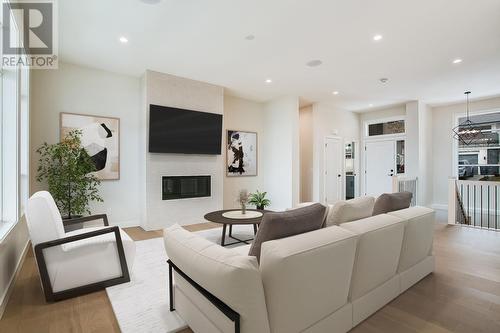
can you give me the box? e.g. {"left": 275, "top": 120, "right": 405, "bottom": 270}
{"left": 141, "top": 70, "right": 224, "bottom": 231}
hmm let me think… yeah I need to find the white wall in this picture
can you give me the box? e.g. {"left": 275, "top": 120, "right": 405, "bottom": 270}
{"left": 30, "top": 63, "right": 300, "bottom": 229}
{"left": 299, "top": 106, "right": 313, "bottom": 202}
{"left": 432, "top": 96, "right": 500, "bottom": 207}
{"left": 143, "top": 70, "right": 224, "bottom": 230}
{"left": 30, "top": 62, "right": 142, "bottom": 227}
{"left": 0, "top": 219, "right": 29, "bottom": 318}
{"left": 311, "top": 103, "right": 360, "bottom": 202}
{"left": 405, "top": 101, "right": 420, "bottom": 179}
{"left": 358, "top": 104, "right": 406, "bottom": 126}
{"left": 418, "top": 104, "right": 433, "bottom": 206}
{"left": 262, "top": 96, "right": 300, "bottom": 210}
{"left": 223, "top": 95, "right": 265, "bottom": 209}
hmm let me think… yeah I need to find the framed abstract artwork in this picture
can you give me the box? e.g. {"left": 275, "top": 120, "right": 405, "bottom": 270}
{"left": 60, "top": 112, "right": 120, "bottom": 180}
{"left": 226, "top": 130, "right": 257, "bottom": 177}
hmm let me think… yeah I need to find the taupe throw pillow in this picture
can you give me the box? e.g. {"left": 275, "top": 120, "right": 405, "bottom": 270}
{"left": 372, "top": 192, "right": 412, "bottom": 216}
{"left": 248, "top": 203, "right": 327, "bottom": 262}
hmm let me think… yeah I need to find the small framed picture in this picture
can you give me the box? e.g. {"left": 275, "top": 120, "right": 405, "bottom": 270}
{"left": 226, "top": 130, "right": 257, "bottom": 177}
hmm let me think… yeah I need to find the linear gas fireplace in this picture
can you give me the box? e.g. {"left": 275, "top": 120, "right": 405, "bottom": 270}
{"left": 162, "top": 175, "right": 211, "bottom": 200}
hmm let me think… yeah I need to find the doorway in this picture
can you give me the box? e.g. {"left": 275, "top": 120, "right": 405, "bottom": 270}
{"left": 344, "top": 141, "right": 357, "bottom": 199}
{"left": 324, "top": 137, "right": 343, "bottom": 204}
{"left": 364, "top": 140, "right": 395, "bottom": 196}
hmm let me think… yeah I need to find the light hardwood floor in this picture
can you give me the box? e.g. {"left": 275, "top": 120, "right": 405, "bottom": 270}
{"left": 1, "top": 220, "right": 500, "bottom": 333}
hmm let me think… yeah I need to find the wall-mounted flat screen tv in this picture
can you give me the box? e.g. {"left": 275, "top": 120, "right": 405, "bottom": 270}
{"left": 148, "top": 104, "right": 223, "bottom": 154}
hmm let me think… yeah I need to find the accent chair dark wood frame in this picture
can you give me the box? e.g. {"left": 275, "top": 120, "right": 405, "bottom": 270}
{"left": 34, "top": 214, "right": 130, "bottom": 302}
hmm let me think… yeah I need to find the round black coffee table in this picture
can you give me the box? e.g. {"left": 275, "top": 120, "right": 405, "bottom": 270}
{"left": 204, "top": 209, "right": 272, "bottom": 246}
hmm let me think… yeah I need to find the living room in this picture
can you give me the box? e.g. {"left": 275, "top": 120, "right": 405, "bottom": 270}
{"left": 1, "top": 1, "right": 500, "bottom": 332}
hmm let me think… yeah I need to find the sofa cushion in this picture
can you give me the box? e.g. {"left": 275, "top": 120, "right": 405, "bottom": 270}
{"left": 248, "top": 203, "right": 327, "bottom": 261}
{"left": 326, "top": 196, "right": 375, "bottom": 226}
{"left": 372, "top": 192, "right": 412, "bottom": 216}
{"left": 164, "top": 224, "right": 271, "bottom": 333}
{"left": 230, "top": 244, "right": 251, "bottom": 256}
{"left": 259, "top": 226, "right": 358, "bottom": 333}
{"left": 339, "top": 214, "right": 405, "bottom": 300}
{"left": 388, "top": 206, "right": 435, "bottom": 272}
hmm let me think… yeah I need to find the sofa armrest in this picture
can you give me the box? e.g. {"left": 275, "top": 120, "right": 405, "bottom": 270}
{"left": 167, "top": 259, "right": 240, "bottom": 332}
{"left": 164, "top": 224, "right": 271, "bottom": 333}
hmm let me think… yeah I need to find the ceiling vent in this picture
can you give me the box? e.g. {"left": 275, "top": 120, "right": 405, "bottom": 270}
{"left": 306, "top": 60, "right": 323, "bottom": 67}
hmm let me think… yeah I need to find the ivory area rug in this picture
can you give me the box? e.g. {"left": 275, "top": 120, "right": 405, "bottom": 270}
{"left": 106, "top": 225, "right": 255, "bottom": 333}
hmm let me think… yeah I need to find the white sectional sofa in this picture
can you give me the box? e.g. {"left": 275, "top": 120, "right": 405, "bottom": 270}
{"left": 163, "top": 205, "right": 435, "bottom": 333}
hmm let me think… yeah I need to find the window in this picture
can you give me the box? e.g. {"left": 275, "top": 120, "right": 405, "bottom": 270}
{"left": 367, "top": 120, "right": 405, "bottom": 136}
{"left": 396, "top": 140, "right": 405, "bottom": 174}
{"left": 457, "top": 112, "right": 500, "bottom": 180}
{"left": 0, "top": 6, "right": 30, "bottom": 239}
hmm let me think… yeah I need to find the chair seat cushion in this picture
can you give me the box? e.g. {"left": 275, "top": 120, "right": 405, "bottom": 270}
{"left": 46, "top": 226, "right": 136, "bottom": 292}
{"left": 248, "top": 203, "right": 327, "bottom": 261}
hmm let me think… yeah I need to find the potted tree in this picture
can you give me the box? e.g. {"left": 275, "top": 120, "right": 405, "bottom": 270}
{"left": 248, "top": 190, "right": 271, "bottom": 210}
{"left": 36, "top": 129, "right": 103, "bottom": 219}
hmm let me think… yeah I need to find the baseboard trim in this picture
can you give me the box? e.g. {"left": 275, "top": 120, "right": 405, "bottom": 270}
{"left": 0, "top": 240, "right": 30, "bottom": 320}
{"left": 431, "top": 204, "right": 448, "bottom": 211}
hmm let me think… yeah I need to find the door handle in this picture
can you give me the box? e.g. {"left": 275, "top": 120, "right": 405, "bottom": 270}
{"left": 337, "top": 174, "right": 342, "bottom": 177}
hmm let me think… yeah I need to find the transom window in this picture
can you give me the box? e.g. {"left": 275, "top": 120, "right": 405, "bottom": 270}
{"left": 367, "top": 120, "right": 405, "bottom": 137}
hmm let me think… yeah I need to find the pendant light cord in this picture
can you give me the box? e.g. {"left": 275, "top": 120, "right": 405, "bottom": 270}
{"left": 465, "top": 91, "right": 471, "bottom": 120}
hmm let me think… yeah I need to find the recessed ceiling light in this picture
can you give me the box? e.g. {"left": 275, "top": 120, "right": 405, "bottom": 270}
{"left": 369, "top": 103, "right": 374, "bottom": 107}
{"left": 306, "top": 59, "right": 323, "bottom": 67}
{"left": 265, "top": 79, "right": 272, "bottom": 84}
{"left": 245, "top": 35, "right": 255, "bottom": 40}
{"left": 119, "top": 36, "right": 128, "bottom": 43}
{"left": 379, "top": 78, "right": 389, "bottom": 83}
{"left": 453, "top": 58, "right": 463, "bottom": 64}
{"left": 373, "top": 34, "right": 383, "bottom": 41}
{"left": 332, "top": 91, "right": 339, "bottom": 95}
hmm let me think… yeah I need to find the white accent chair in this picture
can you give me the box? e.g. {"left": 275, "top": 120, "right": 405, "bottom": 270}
{"left": 25, "top": 191, "right": 136, "bottom": 302}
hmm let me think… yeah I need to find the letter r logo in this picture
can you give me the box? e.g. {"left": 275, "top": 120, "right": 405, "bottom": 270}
{"left": 3, "top": 2, "right": 53, "bottom": 55}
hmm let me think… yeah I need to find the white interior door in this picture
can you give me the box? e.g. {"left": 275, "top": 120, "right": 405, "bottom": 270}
{"left": 365, "top": 140, "right": 395, "bottom": 196}
{"left": 325, "top": 137, "right": 343, "bottom": 204}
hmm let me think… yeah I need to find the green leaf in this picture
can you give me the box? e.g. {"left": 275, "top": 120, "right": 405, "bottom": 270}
{"left": 35, "top": 129, "right": 103, "bottom": 217}
{"left": 248, "top": 190, "right": 271, "bottom": 208}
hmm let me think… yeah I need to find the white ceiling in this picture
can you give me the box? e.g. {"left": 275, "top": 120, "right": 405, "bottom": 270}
{"left": 59, "top": 0, "right": 500, "bottom": 111}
